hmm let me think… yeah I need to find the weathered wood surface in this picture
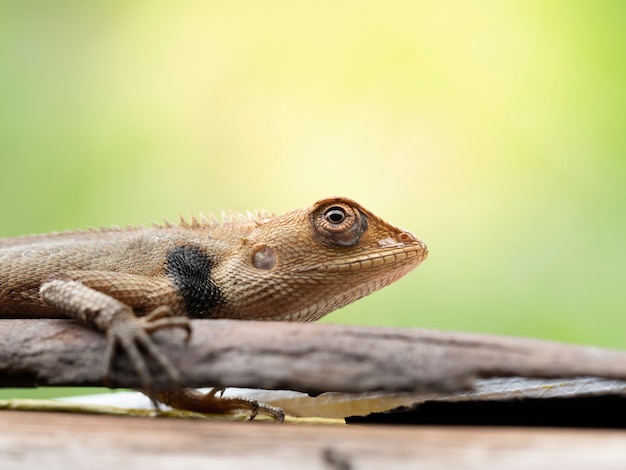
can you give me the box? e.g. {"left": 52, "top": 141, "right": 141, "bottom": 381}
{"left": 2, "top": 319, "right": 626, "bottom": 394}
{"left": 2, "top": 410, "right": 626, "bottom": 470}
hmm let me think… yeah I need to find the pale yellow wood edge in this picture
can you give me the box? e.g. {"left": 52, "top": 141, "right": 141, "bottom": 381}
{"left": 0, "top": 398, "right": 345, "bottom": 425}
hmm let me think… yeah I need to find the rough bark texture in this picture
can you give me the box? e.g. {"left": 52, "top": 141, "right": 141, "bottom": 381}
{"left": 2, "top": 318, "right": 626, "bottom": 393}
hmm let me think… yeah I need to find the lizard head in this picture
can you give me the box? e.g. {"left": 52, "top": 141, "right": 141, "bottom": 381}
{"left": 208, "top": 196, "right": 427, "bottom": 322}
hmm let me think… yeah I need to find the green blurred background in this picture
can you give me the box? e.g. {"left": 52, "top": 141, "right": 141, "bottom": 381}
{"left": 1, "top": 0, "right": 625, "bottom": 390}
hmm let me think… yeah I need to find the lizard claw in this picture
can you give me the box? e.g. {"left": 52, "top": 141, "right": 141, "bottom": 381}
{"left": 208, "top": 386, "right": 227, "bottom": 397}
{"left": 140, "top": 306, "right": 192, "bottom": 342}
{"left": 103, "top": 307, "right": 190, "bottom": 401}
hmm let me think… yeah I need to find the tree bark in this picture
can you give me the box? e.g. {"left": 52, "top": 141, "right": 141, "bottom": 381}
{"left": 2, "top": 319, "right": 626, "bottom": 394}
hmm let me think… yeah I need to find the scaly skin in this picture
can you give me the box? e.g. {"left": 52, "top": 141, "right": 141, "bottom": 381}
{"left": 0, "top": 197, "right": 428, "bottom": 420}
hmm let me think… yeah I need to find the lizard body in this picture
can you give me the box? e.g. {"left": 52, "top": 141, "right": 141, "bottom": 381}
{"left": 0, "top": 197, "right": 427, "bottom": 420}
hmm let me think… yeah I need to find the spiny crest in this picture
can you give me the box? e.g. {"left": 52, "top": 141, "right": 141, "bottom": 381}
{"left": 4, "top": 206, "right": 278, "bottom": 242}
{"left": 155, "top": 208, "right": 276, "bottom": 229}
{"left": 0, "top": 224, "right": 150, "bottom": 248}
{"left": 78, "top": 224, "right": 148, "bottom": 234}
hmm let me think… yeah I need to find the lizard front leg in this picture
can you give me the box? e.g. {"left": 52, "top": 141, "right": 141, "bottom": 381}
{"left": 39, "top": 274, "right": 190, "bottom": 399}
{"left": 39, "top": 274, "right": 283, "bottom": 421}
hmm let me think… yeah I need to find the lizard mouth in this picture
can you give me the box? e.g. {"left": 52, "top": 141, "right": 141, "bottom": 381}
{"left": 296, "top": 239, "right": 428, "bottom": 273}
{"left": 272, "top": 239, "right": 427, "bottom": 322}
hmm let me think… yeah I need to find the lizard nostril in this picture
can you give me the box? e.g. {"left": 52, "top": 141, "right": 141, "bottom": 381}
{"left": 397, "top": 232, "right": 415, "bottom": 243}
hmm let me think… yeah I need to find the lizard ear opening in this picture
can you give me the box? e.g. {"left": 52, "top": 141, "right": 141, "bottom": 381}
{"left": 252, "top": 246, "right": 277, "bottom": 270}
{"left": 311, "top": 201, "right": 368, "bottom": 247}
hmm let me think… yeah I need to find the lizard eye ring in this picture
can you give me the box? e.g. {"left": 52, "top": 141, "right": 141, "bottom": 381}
{"left": 311, "top": 201, "right": 369, "bottom": 247}
{"left": 324, "top": 207, "right": 347, "bottom": 225}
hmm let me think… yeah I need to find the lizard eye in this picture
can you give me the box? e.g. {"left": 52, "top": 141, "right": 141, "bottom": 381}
{"left": 311, "top": 201, "right": 368, "bottom": 247}
{"left": 324, "top": 207, "right": 347, "bottom": 224}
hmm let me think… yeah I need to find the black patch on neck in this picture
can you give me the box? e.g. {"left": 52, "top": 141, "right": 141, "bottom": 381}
{"left": 166, "top": 245, "right": 221, "bottom": 318}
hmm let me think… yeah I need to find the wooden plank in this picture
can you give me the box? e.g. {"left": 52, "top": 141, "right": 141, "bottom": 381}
{"left": 1, "top": 410, "right": 626, "bottom": 469}
{"left": 2, "top": 319, "right": 626, "bottom": 394}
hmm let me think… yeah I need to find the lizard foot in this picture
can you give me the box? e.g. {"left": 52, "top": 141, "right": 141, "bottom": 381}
{"left": 156, "top": 388, "right": 285, "bottom": 423}
{"left": 103, "top": 307, "right": 191, "bottom": 400}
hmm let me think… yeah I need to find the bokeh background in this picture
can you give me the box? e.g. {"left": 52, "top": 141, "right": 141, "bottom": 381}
{"left": 1, "top": 0, "right": 625, "bottom": 372}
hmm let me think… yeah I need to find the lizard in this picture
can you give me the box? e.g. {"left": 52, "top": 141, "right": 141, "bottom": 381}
{"left": 0, "top": 196, "right": 428, "bottom": 421}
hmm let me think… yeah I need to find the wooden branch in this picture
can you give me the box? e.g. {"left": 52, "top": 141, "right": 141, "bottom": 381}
{"left": 2, "top": 319, "right": 626, "bottom": 394}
